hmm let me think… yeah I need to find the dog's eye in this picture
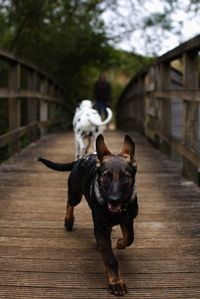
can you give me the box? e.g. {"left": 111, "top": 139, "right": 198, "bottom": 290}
{"left": 104, "top": 173, "right": 112, "bottom": 179}
{"left": 121, "top": 174, "right": 131, "bottom": 185}
{"left": 101, "top": 172, "right": 112, "bottom": 184}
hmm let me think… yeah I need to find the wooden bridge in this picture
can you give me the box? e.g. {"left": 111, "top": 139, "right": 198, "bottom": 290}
{"left": 0, "top": 36, "right": 200, "bottom": 298}
{"left": 0, "top": 130, "right": 200, "bottom": 298}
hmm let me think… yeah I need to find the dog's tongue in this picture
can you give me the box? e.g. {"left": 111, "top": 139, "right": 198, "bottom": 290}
{"left": 108, "top": 203, "right": 121, "bottom": 213}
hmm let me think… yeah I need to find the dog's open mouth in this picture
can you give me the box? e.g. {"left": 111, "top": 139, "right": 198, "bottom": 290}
{"left": 107, "top": 203, "right": 122, "bottom": 213}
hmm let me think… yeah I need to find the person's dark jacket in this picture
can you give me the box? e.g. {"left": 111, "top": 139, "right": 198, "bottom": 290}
{"left": 93, "top": 79, "right": 111, "bottom": 103}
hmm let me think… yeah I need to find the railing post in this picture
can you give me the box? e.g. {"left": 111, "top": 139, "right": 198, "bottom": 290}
{"left": 156, "top": 62, "right": 171, "bottom": 153}
{"left": 144, "top": 66, "right": 156, "bottom": 141}
{"left": 182, "top": 50, "right": 199, "bottom": 182}
{"left": 8, "top": 62, "right": 21, "bottom": 154}
{"left": 39, "top": 78, "right": 48, "bottom": 136}
{"left": 27, "top": 71, "right": 38, "bottom": 141}
{"left": 48, "top": 83, "right": 57, "bottom": 124}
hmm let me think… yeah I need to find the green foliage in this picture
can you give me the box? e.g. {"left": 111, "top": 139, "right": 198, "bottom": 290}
{"left": 104, "top": 48, "right": 154, "bottom": 109}
{"left": 0, "top": 0, "right": 153, "bottom": 122}
{"left": 0, "top": 1, "right": 111, "bottom": 107}
{"left": 143, "top": 13, "right": 172, "bottom": 31}
{"left": 108, "top": 48, "right": 153, "bottom": 76}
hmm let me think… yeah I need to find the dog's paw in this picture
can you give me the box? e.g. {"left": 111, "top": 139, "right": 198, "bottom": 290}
{"left": 64, "top": 217, "right": 74, "bottom": 231}
{"left": 116, "top": 238, "right": 126, "bottom": 249}
{"left": 108, "top": 280, "right": 127, "bottom": 296}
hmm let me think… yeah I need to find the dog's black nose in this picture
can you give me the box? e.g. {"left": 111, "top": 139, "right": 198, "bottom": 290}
{"left": 108, "top": 195, "right": 122, "bottom": 213}
{"left": 109, "top": 195, "right": 121, "bottom": 204}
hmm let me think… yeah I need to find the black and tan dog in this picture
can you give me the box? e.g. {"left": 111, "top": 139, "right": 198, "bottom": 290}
{"left": 38, "top": 134, "right": 138, "bottom": 296}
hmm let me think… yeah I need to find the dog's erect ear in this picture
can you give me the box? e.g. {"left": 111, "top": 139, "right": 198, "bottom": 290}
{"left": 96, "top": 134, "right": 112, "bottom": 161}
{"left": 120, "top": 135, "right": 135, "bottom": 161}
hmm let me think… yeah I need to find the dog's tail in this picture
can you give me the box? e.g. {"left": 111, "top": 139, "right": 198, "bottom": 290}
{"left": 38, "top": 157, "right": 76, "bottom": 171}
{"left": 89, "top": 107, "right": 112, "bottom": 126}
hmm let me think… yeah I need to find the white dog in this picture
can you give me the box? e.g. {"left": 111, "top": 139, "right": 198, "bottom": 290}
{"left": 73, "top": 99, "right": 112, "bottom": 159}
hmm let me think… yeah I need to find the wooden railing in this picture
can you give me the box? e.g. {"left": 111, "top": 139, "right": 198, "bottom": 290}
{"left": 0, "top": 49, "right": 66, "bottom": 157}
{"left": 117, "top": 34, "right": 200, "bottom": 185}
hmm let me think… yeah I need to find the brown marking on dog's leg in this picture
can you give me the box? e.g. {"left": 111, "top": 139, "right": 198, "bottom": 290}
{"left": 108, "top": 273, "right": 128, "bottom": 296}
{"left": 94, "top": 227, "right": 127, "bottom": 296}
{"left": 65, "top": 203, "right": 74, "bottom": 231}
{"left": 116, "top": 222, "right": 134, "bottom": 249}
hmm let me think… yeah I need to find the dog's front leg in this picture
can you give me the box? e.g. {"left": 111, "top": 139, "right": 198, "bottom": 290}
{"left": 65, "top": 203, "right": 75, "bottom": 231}
{"left": 94, "top": 226, "right": 127, "bottom": 296}
{"left": 116, "top": 220, "right": 134, "bottom": 249}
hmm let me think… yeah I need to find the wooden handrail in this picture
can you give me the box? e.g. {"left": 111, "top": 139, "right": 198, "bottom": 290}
{"left": 0, "top": 88, "right": 66, "bottom": 105}
{"left": 0, "top": 48, "right": 66, "bottom": 157}
{"left": 0, "top": 49, "right": 63, "bottom": 89}
{"left": 157, "top": 34, "right": 200, "bottom": 63}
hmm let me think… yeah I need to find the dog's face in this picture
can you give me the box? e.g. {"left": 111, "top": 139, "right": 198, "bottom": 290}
{"left": 96, "top": 134, "right": 137, "bottom": 214}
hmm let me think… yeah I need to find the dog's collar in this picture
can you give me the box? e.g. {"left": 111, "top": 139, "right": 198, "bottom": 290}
{"left": 93, "top": 176, "right": 105, "bottom": 206}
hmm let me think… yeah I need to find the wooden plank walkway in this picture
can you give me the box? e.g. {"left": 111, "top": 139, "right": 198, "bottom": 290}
{"left": 0, "top": 130, "right": 200, "bottom": 299}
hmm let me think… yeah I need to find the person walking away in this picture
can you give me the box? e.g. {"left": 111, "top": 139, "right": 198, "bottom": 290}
{"left": 93, "top": 73, "right": 112, "bottom": 122}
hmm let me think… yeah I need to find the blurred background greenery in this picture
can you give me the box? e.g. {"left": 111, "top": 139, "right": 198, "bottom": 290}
{"left": 0, "top": 0, "right": 199, "bottom": 128}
